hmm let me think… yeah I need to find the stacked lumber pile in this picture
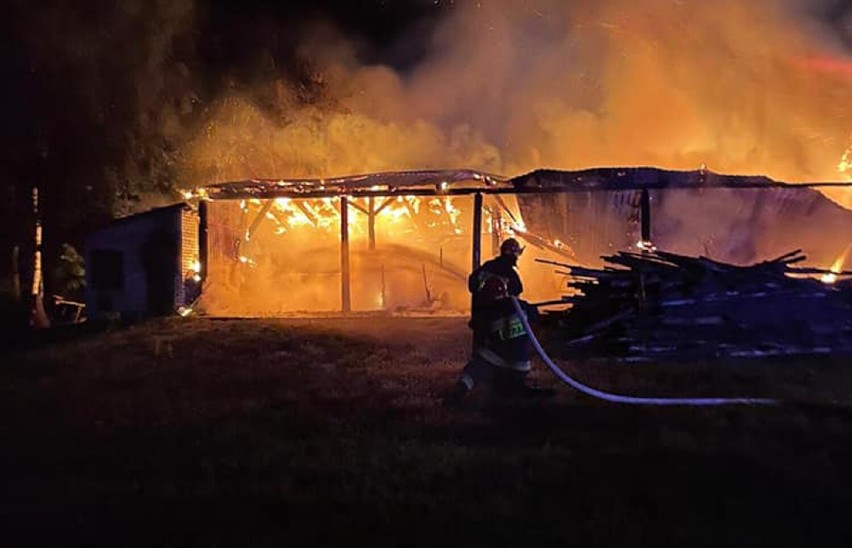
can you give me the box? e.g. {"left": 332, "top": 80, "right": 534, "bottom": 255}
{"left": 541, "top": 250, "right": 852, "bottom": 361}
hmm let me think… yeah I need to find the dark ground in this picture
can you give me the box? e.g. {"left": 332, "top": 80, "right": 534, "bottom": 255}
{"left": 3, "top": 317, "right": 852, "bottom": 547}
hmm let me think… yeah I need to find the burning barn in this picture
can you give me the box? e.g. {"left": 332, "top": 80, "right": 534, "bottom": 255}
{"left": 84, "top": 167, "right": 852, "bottom": 320}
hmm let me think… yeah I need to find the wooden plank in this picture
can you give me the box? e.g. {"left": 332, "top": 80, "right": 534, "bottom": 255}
{"left": 551, "top": 246, "right": 852, "bottom": 360}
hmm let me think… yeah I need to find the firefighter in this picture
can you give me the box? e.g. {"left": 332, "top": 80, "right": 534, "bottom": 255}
{"left": 468, "top": 237, "right": 538, "bottom": 345}
{"left": 468, "top": 238, "right": 524, "bottom": 343}
{"left": 452, "top": 276, "right": 552, "bottom": 400}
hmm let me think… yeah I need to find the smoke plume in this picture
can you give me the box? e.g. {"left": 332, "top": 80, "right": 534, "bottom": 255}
{"left": 8, "top": 0, "right": 852, "bottom": 213}
{"left": 183, "top": 0, "right": 852, "bottom": 205}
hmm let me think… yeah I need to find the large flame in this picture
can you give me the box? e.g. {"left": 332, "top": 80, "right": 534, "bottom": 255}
{"left": 239, "top": 196, "right": 461, "bottom": 239}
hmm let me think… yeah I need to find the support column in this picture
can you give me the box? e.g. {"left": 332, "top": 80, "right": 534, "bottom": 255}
{"left": 368, "top": 196, "right": 376, "bottom": 250}
{"left": 472, "top": 192, "right": 483, "bottom": 272}
{"left": 340, "top": 196, "right": 351, "bottom": 314}
{"left": 640, "top": 189, "right": 651, "bottom": 244}
{"left": 380, "top": 263, "right": 386, "bottom": 309}
{"left": 470, "top": 192, "right": 484, "bottom": 351}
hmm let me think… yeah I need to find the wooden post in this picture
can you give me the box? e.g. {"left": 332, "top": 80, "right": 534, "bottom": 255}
{"left": 640, "top": 189, "right": 651, "bottom": 244}
{"left": 422, "top": 264, "right": 432, "bottom": 304}
{"left": 472, "top": 192, "right": 483, "bottom": 272}
{"left": 380, "top": 263, "right": 386, "bottom": 310}
{"left": 368, "top": 197, "right": 376, "bottom": 250}
{"left": 469, "top": 192, "right": 484, "bottom": 351}
{"left": 340, "top": 196, "right": 351, "bottom": 314}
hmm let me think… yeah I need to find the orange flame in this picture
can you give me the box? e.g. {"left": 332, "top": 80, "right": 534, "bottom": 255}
{"left": 838, "top": 138, "right": 852, "bottom": 181}
{"left": 821, "top": 243, "right": 852, "bottom": 284}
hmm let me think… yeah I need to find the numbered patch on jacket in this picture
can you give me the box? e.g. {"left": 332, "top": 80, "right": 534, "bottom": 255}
{"left": 491, "top": 316, "right": 526, "bottom": 340}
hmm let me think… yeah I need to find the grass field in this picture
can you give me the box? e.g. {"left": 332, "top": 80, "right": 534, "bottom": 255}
{"left": 3, "top": 317, "right": 852, "bottom": 547}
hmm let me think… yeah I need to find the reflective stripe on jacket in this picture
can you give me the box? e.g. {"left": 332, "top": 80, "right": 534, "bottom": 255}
{"left": 474, "top": 346, "right": 532, "bottom": 372}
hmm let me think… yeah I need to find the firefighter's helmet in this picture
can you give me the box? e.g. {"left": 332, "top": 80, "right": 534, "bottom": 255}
{"left": 500, "top": 238, "right": 524, "bottom": 257}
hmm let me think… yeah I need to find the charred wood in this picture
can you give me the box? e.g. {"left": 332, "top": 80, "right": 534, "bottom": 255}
{"left": 544, "top": 249, "right": 852, "bottom": 361}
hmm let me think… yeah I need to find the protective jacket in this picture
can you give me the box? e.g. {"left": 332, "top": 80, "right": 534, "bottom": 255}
{"left": 474, "top": 297, "right": 532, "bottom": 372}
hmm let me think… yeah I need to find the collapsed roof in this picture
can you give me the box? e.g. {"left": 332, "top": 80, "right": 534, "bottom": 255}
{"left": 190, "top": 167, "right": 849, "bottom": 200}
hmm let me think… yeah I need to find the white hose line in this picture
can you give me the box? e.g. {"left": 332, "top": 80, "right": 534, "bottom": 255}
{"left": 511, "top": 298, "right": 778, "bottom": 406}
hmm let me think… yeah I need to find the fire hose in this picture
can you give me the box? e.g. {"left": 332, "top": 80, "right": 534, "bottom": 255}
{"left": 511, "top": 297, "right": 778, "bottom": 406}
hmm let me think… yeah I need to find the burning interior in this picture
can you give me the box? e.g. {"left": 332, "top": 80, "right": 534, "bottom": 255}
{"left": 195, "top": 170, "right": 570, "bottom": 316}
{"left": 204, "top": 195, "right": 477, "bottom": 315}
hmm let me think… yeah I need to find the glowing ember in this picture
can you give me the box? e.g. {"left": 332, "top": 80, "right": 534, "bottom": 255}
{"left": 821, "top": 244, "right": 852, "bottom": 284}
{"left": 821, "top": 272, "right": 838, "bottom": 285}
{"left": 187, "top": 259, "right": 202, "bottom": 283}
{"left": 636, "top": 240, "right": 657, "bottom": 252}
{"left": 236, "top": 195, "right": 453, "bottom": 239}
{"left": 508, "top": 220, "right": 527, "bottom": 234}
{"left": 178, "top": 188, "right": 208, "bottom": 200}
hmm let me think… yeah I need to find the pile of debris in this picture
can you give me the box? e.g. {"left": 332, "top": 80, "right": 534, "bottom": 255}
{"left": 542, "top": 250, "right": 852, "bottom": 361}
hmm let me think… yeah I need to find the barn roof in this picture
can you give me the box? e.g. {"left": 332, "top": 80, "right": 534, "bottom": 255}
{"left": 193, "top": 169, "right": 506, "bottom": 200}
{"left": 188, "top": 167, "right": 850, "bottom": 201}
